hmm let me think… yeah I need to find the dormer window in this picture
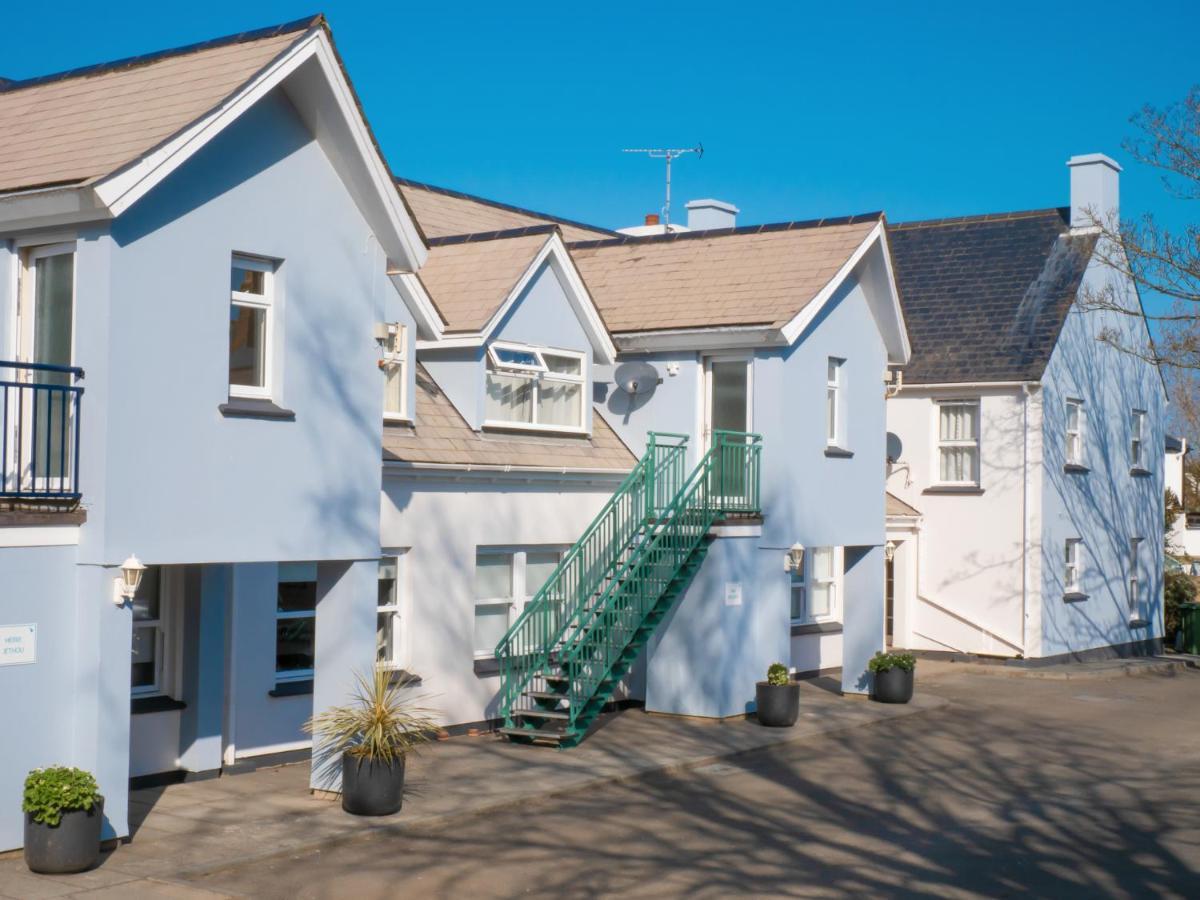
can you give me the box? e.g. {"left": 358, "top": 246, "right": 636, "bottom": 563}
{"left": 485, "top": 342, "right": 585, "bottom": 432}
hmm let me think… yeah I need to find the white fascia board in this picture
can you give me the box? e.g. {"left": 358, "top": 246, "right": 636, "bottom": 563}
{"left": 614, "top": 325, "right": 784, "bottom": 353}
{"left": 91, "top": 29, "right": 429, "bottom": 280}
{"left": 873, "top": 224, "right": 912, "bottom": 364}
{"left": 895, "top": 380, "right": 1039, "bottom": 392}
{"left": 390, "top": 272, "right": 445, "bottom": 341}
{"left": 0, "top": 184, "right": 111, "bottom": 232}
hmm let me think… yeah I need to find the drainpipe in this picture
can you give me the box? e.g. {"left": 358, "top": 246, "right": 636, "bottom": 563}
{"left": 1020, "top": 382, "right": 1035, "bottom": 658}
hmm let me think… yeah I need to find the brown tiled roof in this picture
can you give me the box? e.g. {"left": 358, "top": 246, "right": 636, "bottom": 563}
{"left": 886, "top": 492, "right": 921, "bottom": 517}
{"left": 419, "top": 229, "right": 555, "bottom": 333}
{"left": 384, "top": 365, "right": 636, "bottom": 471}
{"left": 568, "top": 216, "right": 880, "bottom": 333}
{"left": 0, "top": 18, "right": 318, "bottom": 195}
{"left": 397, "top": 178, "right": 615, "bottom": 243}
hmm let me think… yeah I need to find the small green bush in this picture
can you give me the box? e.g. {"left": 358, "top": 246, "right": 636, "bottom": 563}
{"left": 23, "top": 767, "right": 101, "bottom": 827}
{"left": 766, "top": 662, "right": 790, "bottom": 686}
{"left": 1165, "top": 569, "right": 1197, "bottom": 641}
{"left": 868, "top": 651, "right": 916, "bottom": 674}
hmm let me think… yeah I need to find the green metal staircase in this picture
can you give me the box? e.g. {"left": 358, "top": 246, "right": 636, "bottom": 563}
{"left": 496, "top": 430, "right": 763, "bottom": 748}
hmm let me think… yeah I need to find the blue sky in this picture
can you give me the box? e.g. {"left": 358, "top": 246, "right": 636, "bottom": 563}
{"left": 4, "top": 3, "right": 1195, "bottom": 257}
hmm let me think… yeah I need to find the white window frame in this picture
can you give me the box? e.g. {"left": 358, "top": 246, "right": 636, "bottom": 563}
{"left": 1128, "top": 537, "right": 1144, "bottom": 622}
{"left": 381, "top": 322, "right": 409, "bottom": 422}
{"left": 473, "top": 546, "right": 567, "bottom": 659}
{"left": 1131, "top": 409, "right": 1146, "bottom": 470}
{"left": 130, "top": 567, "right": 181, "bottom": 699}
{"left": 1065, "top": 398, "right": 1085, "bottom": 466}
{"left": 229, "top": 254, "right": 276, "bottom": 400}
{"left": 483, "top": 342, "right": 587, "bottom": 434}
{"left": 1064, "top": 539, "right": 1082, "bottom": 594}
{"left": 789, "top": 546, "right": 842, "bottom": 626}
{"left": 826, "top": 358, "right": 843, "bottom": 447}
{"left": 376, "top": 551, "right": 409, "bottom": 670}
{"left": 934, "top": 399, "right": 981, "bottom": 487}
{"left": 275, "top": 562, "right": 317, "bottom": 684}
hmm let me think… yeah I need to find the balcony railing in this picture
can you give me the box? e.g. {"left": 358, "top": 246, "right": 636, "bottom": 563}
{"left": 1, "top": 361, "right": 84, "bottom": 502}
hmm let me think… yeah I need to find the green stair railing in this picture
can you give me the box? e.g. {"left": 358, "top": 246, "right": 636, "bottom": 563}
{"left": 558, "top": 430, "right": 762, "bottom": 735}
{"left": 495, "top": 432, "right": 691, "bottom": 722}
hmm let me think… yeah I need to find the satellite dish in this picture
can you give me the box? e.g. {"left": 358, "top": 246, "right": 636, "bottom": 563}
{"left": 886, "top": 432, "right": 904, "bottom": 464}
{"left": 614, "top": 361, "right": 661, "bottom": 396}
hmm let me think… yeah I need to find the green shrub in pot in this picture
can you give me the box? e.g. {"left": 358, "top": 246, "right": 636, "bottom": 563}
{"left": 23, "top": 767, "right": 104, "bottom": 874}
{"left": 868, "top": 651, "right": 916, "bottom": 704}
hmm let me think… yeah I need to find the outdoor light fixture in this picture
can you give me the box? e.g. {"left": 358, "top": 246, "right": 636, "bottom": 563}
{"left": 784, "top": 543, "right": 805, "bottom": 573}
{"left": 112, "top": 554, "right": 147, "bottom": 606}
{"left": 885, "top": 540, "right": 897, "bottom": 562}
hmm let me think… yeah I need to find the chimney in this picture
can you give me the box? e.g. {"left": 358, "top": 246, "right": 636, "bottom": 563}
{"left": 1067, "top": 153, "right": 1120, "bottom": 231}
{"left": 685, "top": 198, "right": 739, "bottom": 231}
{"left": 644, "top": 213, "right": 660, "bottom": 226}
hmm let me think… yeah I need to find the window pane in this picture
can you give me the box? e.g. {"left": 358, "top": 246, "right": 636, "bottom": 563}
{"left": 790, "top": 586, "right": 806, "bottom": 621}
{"left": 939, "top": 446, "right": 977, "bottom": 483}
{"left": 376, "top": 612, "right": 395, "bottom": 663}
{"left": 33, "top": 253, "right": 74, "bottom": 369}
{"left": 544, "top": 354, "right": 582, "bottom": 376}
{"left": 384, "top": 364, "right": 404, "bottom": 414}
{"left": 827, "top": 359, "right": 839, "bottom": 384}
{"left": 826, "top": 387, "right": 837, "bottom": 440}
{"left": 474, "top": 602, "right": 510, "bottom": 656}
{"left": 231, "top": 266, "right": 265, "bottom": 295}
{"left": 537, "top": 380, "right": 582, "bottom": 427}
{"left": 131, "top": 566, "right": 161, "bottom": 621}
{"left": 229, "top": 303, "right": 266, "bottom": 387}
{"left": 940, "top": 403, "right": 976, "bottom": 441}
{"left": 710, "top": 362, "right": 748, "bottom": 434}
{"left": 1066, "top": 402, "right": 1079, "bottom": 431}
{"left": 131, "top": 625, "right": 157, "bottom": 688}
{"left": 276, "top": 617, "right": 315, "bottom": 673}
{"left": 810, "top": 583, "right": 831, "bottom": 618}
{"left": 813, "top": 547, "right": 834, "bottom": 581}
{"left": 494, "top": 347, "right": 540, "bottom": 368}
{"left": 475, "top": 553, "right": 512, "bottom": 599}
{"left": 378, "top": 558, "right": 397, "bottom": 608}
{"left": 526, "top": 552, "right": 560, "bottom": 598}
{"left": 486, "top": 372, "right": 534, "bottom": 423}
{"left": 278, "top": 581, "right": 317, "bottom": 613}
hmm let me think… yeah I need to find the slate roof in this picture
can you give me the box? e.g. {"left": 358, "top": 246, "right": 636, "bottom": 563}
{"left": 569, "top": 215, "right": 881, "bottom": 334}
{"left": 887, "top": 208, "right": 1097, "bottom": 385}
{"left": 0, "top": 17, "right": 320, "bottom": 195}
{"left": 419, "top": 228, "right": 556, "bottom": 333}
{"left": 384, "top": 364, "right": 636, "bottom": 471}
{"left": 397, "top": 178, "right": 616, "bottom": 243}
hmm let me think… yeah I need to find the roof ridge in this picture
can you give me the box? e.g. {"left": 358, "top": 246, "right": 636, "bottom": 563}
{"left": 567, "top": 212, "right": 883, "bottom": 249}
{"left": 890, "top": 207, "right": 1069, "bottom": 230}
{"left": 0, "top": 14, "right": 323, "bottom": 94}
{"left": 396, "top": 177, "right": 619, "bottom": 238}
{"left": 426, "top": 224, "right": 560, "bottom": 246}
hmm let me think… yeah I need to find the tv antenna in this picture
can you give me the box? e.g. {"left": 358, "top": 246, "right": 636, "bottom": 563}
{"left": 621, "top": 144, "right": 703, "bottom": 226}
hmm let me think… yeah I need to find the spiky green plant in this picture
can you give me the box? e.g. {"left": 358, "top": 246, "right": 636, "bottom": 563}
{"left": 304, "top": 669, "right": 439, "bottom": 764}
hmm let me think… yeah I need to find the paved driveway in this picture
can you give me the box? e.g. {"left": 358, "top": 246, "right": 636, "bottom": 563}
{"left": 188, "top": 666, "right": 1200, "bottom": 898}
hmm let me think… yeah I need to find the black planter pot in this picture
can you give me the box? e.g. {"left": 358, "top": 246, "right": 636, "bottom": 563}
{"left": 24, "top": 796, "right": 103, "bottom": 875}
{"left": 872, "top": 667, "right": 914, "bottom": 704}
{"left": 755, "top": 682, "right": 800, "bottom": 727}
{"left": 341, "top": 753, "right": 405, "bottom": 816}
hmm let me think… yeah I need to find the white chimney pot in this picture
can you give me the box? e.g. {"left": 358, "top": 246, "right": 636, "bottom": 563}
{"left": 686, "top": 198, "right": 739, "bottom": 231}
{"left": 1067, "top": 153, "right": 1121, "bottom": 231}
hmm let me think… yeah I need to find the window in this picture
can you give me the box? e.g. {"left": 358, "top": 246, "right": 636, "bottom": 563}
{"left": 1064, "top": 539, "right": 1082, "bottom": 594}
{"left": 131, "top": 567, "right": 172, "bottom": 696}
{"left": 790, "top": 546, "right": 840, "bottom": 624}
{"left": 382, "top": 323, "right": 408, "bottom": 420}
{"left": 826, "top": 359, "right": 843, "bottom": 446}
{"left": 473, "top": 547, "right": 564, "bottom": 658}
{"left": 1065, "top": 398, "right": 1085, "bottom": 466}
{"left": 937, "top": 401, "right": 980, "bottom": 485}
{"left": 484, "top": 342, "right": 585, "bottom": 431}
{"left": 1131, "top": 409, "right": 1146, "bottom": 469}
{"left": 229, "top": 255, "right": 275, "bottom": 398}
{"left": 1128, "top": 538, "right": 1143, "bottom": 621}
{"left": 377, "top": 554, "right": 406, "bottom": 669}
{"left": 276, "top": 562, "right": 317, "bottom": 683}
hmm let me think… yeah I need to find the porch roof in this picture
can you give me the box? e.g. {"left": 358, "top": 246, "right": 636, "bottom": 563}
{"left": 886, "top": 492, "right": 921, "bottom": 518}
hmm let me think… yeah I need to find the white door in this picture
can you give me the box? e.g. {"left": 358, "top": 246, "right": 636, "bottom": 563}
{"left": 703, "top": 356, "right": 751, "bottom": 445}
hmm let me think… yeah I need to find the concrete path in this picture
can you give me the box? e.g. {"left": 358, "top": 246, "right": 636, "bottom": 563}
{"left": 0, "top": 679, "right": 939, "bottom": 898}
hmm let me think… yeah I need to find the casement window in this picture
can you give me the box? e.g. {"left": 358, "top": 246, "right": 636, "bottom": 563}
{"left": 1128, "top": 538, "right": 1143, "bottom": 621}
{"left": 131, "top": 567, "right": 175, "bottom": 697}
{"left": 1065, "top": 399, "right": 1085, "bottom": 466}
{"left": 484, "top": 342, "right": 585, "bottom": 432}
{"left": 936, "top": 400, "right": 980, "bottom": 485}
{"left": 1130, "top": 409, "right": 1147, "bottom": 470}
{"left": 275, "top": 562, "right": 317, "bottom": 683}
{"left": 826, "top": 358, "right": 843, "bottom": 447}
{"left": 790, "top": 546, "right": 841, "bottom": 624}
{"left": 381, "top": 323, "right": 408, "bottom": 421}
{"left": 1064, "top": 539, "right": 1083, "bottom": 594}
{"left": 377, "top": 553, "right": 407, "bottom": 669}
{"left": 473, "top": 547, "right": 564, "bottom": 658}
{"left": 229, "top": 255, "right": 276, "bottom": 399}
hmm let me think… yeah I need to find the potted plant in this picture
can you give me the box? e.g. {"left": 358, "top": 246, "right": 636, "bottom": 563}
{"left": 305, "top": 669, "right": 438, "bottom": 816}
{"left": 869, "top": 651, "right": 916, "bottom": 703}
{"left": 23, "top": 767, "right": 103, "bottom": 874}
{"left": 755, "top": 662, "right": 800, "bottom": 727}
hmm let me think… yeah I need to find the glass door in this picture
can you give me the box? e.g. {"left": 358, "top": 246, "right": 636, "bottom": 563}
{"left": 703, "top": 356, "right": 751, "bottom": 501}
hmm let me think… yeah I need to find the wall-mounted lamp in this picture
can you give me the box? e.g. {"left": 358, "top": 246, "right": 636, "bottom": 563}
{"left": 784, "top": 543, "right": 805, "bottom": 573}
{"left": 884, "top": 540, "right": 897, "bottom": 562}
{"left": 112, "top": 555, "right": 146, "bottom": 606}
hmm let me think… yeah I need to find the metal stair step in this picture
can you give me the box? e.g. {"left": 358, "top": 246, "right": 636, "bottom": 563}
{"left": 514, "top": 707, "right": 571, "bottom": 720}
{"left": 526, "top": 691, "right": 570, "bottom": 702}
{"left": 498, "top": 726, "right": 570, "bottom": 745}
